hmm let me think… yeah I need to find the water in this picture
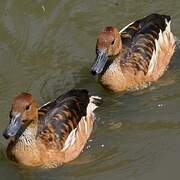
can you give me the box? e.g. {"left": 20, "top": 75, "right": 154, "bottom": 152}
{"left": 0, "top": 0, "right": 180, "bottom": 179}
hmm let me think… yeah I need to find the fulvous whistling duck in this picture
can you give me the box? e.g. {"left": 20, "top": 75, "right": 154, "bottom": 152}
{"left": 91, "top": 14, "right": 176, "bottom": 92}
{"left": 3, "top": 89, "right": 101, "bottom": 168}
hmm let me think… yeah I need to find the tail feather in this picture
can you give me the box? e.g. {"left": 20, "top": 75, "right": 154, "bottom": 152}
{"left": 87, "top": 96, "right": 102, "bottom": 115}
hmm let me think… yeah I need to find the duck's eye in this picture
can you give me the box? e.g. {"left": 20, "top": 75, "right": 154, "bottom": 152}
{"left": 111, "top": 40, "right": 115, "bottom": 45}
{"left": 25, "top": 105, "right": 30, "bottom": 111}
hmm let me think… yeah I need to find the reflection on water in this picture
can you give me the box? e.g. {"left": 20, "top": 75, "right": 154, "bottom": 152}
{"left": 0, "top": 0, "right": 180, "bottom": 180}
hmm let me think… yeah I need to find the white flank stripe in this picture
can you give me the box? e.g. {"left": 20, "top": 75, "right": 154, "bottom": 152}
{"left": 62, "top": 95, "right": 101, "bottom": 151}
{"left": 158, "top": 30, "right": 163, "bottom": 47}
{"left": 62, "top": 128, "right": 76, "bottom": 151}
{"left": 78, "top": 121, "right": 81, "bottom": 131}
{"left": 170, "top": 33, "right": 175, "bottom": 43}
{"left": 164, "top": 31, "right": 169, "bottom": 45}
{"left": 83, "top": 117, "right": 88, "bottom": 135}
{"left": 148, "top": 50, "right": 157, "bottom": 74}
{"left": 147, "top": 19, "right": 175, "bottom": 75}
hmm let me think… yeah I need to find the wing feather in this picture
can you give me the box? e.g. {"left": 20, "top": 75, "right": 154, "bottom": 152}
{"left": 37, "top": 89, "right": 90, "bottom": 149}
{"left": 120, "top": 14, "right": 174, "bottom": 75}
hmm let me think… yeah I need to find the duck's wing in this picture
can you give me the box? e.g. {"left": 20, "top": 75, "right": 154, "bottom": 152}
{"left": 121, "top": 14, "right": 170, "bottom": 47}
{"left": 37, "top": 89, "right": 100, "bottom": 149}
{"left": 120, "top": 14, "right": 175, "bottom": 75}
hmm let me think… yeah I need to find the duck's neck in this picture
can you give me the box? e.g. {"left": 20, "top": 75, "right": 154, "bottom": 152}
{"left": 100, "top": 59, "right": 127, "bottom": 92}
{"left": 8, "top": 120, "right": 42, "bottom": 166}
{"left": 16, "top": 121, "right": 38, "bottom": 150}
{"left": 17, "top": 122, "right": 37, "bottom": 147}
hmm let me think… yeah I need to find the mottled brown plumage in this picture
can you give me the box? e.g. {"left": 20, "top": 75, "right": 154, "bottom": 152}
{"left": 3, "top": 90, "right": 101, "bottom": 168}
{"left": 91, "top": 14, "right": 176, "bottom": 92}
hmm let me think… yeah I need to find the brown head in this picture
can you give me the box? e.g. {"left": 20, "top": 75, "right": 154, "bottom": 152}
{"left": 3, "top": 93, "right": 38, "bottom": 139}
{"left": 91, "top": 27, "right": 122, "bottom": 75}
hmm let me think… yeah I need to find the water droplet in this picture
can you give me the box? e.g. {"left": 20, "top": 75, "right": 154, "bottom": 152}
{"left": 101, "top": 144, "right": 104, "bottom": 148}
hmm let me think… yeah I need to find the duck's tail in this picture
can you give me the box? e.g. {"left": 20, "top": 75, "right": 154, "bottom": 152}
{"left": 87, "top": 96, "right": 102, "bottom": 115}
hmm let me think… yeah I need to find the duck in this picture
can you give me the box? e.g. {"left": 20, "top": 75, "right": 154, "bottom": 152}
{"left": 3, "top": 89, "right": 101, "bottom": 168}
{"left": 91, "top": 14, "right": 176, "bottom": 92}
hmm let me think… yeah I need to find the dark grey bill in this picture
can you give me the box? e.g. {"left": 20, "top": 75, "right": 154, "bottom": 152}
{"left": 91, "top": 49, "right": 108, "bottom": 75}
{"left": 3, "top": 112, "right": 21, "bottom": 139}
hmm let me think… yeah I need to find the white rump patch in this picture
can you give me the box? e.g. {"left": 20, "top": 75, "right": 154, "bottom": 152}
{"left": 147, "top": 19, "right": 175, "bottom": 75}
{"left": 120, "top": 21, "right": 135, "bottom": 33}
{"left": 165, "top": 19, "right": 171, "bottom": 32}
{"left": 86, "top": 96, "right": 101, "bottom": 116}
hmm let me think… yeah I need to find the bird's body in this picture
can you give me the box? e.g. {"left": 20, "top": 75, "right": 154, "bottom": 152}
{"left": 3, "top": 89, "right": 101, "bottom": 168}
{"left": 91, "top": 14, "right": 176, "bottom": 92}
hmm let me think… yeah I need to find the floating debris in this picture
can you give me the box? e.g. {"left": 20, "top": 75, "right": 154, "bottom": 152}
{"left": 42, "top": 5, "right": 45, "bottom": 12}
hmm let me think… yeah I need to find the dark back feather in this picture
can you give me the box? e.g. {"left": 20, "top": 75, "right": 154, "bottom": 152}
{"left": 121, "top": 14, "right": 171, "bottom": 73}
{"left": 37, "top": 89, "right": 90, "bottom": 149}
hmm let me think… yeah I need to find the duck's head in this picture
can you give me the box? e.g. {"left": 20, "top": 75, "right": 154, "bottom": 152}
{"left": 3, "top": 93, "right": 38, "bottom": 139}
{"left": 91, "top": 27, "right": 122, "bottom": 75}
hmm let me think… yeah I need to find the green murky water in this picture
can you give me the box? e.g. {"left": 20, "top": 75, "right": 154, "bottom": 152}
{"left": 0, "top": 0, "right": 180, "bottom": 179}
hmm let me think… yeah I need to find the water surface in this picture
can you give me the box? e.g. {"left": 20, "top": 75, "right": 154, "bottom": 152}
{"left": 0, "top": 0, "right": 180, "bottom": 179}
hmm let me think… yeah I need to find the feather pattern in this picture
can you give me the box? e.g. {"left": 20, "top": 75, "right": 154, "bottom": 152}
{"left": 120, "top": 14, "right": 173, "bottom": 75}
{"left": 93, "top": 14, "right": 176, "bottom": 92}
{"left": 37, "top": 89, "right": 90, "bottom": 149}
{"left": 4, "top": 89, "right": 101, "bottom": 168}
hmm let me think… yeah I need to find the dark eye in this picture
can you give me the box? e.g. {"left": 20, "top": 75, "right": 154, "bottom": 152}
{"left": 111, "top": 40, "right": 115, "bottom": 45}
{"left": 26, "top": 105, "right": 30, "bottom": 111}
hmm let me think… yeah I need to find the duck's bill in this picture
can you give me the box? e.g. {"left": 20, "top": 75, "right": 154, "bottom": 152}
{"left": 91, "top": 49, "right": 108, "bottom": 75}
{"left": 3, "top": 113, "right": 21, "bottom": 139}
